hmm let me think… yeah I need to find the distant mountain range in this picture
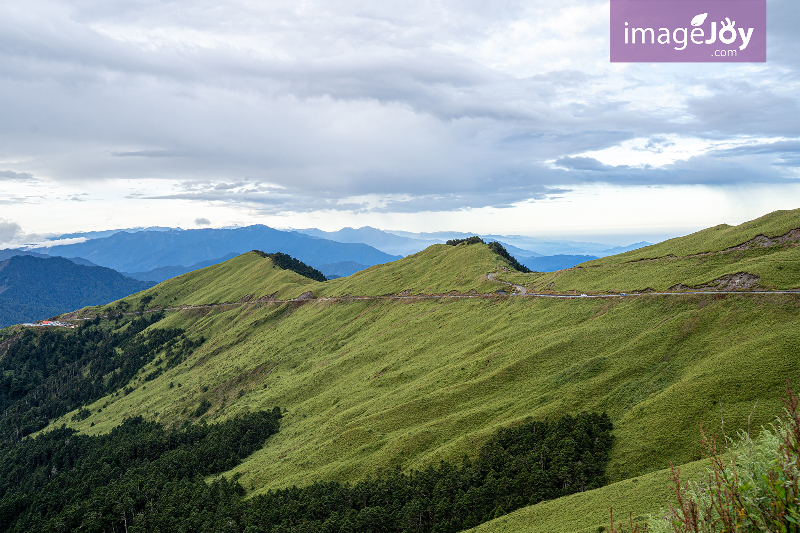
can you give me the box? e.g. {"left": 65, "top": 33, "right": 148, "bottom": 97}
{"left": 0, "top": 255, "right": 154, "bottom": 328}
{"left": 0, "top": 248, "right": 99, "bottom": 267}
{"left": 8, "top": 225, "right": 653, "bottom": 301}
{"left": 380, "top": 229, "right": 652, "bottom": 257}
{"left": 29, "top": 226, "right": 401, "bottom": 274}
{"left": 294, "top": 226, "right": 650, "bottom": 271}
{"left": 516, "top": 255, "right": 599, "bottom": 272}
{"left": 124, "top": 253, "right": 240, "bottom": 283}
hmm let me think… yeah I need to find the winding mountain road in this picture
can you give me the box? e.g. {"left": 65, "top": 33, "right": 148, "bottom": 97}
{"left": 487, "top": 273, "right": 527, "bottom": 295}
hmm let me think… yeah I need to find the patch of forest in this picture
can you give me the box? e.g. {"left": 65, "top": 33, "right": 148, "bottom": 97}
{"left": 246, "top": 412, "right": 612, "bottom": 533}
{"left": 0, "top": 409, "right": 282, "bottom": 532}
{"left": 0, "top": 313, "right": 203, "bottom": 444}
{"left": 0, "top": 410, "right": 612, "bottom": 532}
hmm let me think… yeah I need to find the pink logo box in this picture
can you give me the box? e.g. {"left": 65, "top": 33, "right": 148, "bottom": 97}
{"left": 611, "top": 0, "right": 766, "bottom": 62}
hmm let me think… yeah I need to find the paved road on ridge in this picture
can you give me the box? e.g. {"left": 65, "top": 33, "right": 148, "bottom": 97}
{"left": 57, "top": 271, "right": 799, "bottom": 324}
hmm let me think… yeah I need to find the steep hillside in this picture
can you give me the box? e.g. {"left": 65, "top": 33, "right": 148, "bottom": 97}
{"left": 1, "top": 215, "right": 798, "bottom": 533}
{"left": 88, "top": 252, "right": 321, "bottom": 312}
{"left": 591, "top": 208, "right": 800, "bottom": 264}
{"left": 500, "top": 208, "right": 800, "bottom": 294}
{"left": 57, "top": 291, "right": 798, "bottom": 495}
{"left": 315, "top": 242, "right": 513, "bottom": 297}
{"left": 0, "top": 256, "right": 154, "bottom": 327}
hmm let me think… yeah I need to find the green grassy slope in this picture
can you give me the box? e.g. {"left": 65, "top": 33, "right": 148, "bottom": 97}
{"left": 69, "top": 252, "right": 319, "bottom": 314}
{"left": 316, "top": 243, "right": 510, "bottom": 296}
{"left": 22, "top": 212, "right": 797, "bottom": 533}
{"left": 502, "top": 246, "right": 800, "bottom": 293}
{"left": 590, "top": 208, "right": 800, "bottom": 264}
{"left": 56, "top": 292, "right": 799, "bottom": 498}
{"left": 499, "top": 209, "right": 800, "bottom": 293}
{"left": 70, "top": 244, "right": 511, "bottom": 319}
{"left": 468, "top": 458, "right": 709, "bottom": 533}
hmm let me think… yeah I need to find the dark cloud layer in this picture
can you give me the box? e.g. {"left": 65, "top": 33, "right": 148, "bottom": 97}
{"left": 0, "top": 0, "right": 797, "bottom": 215}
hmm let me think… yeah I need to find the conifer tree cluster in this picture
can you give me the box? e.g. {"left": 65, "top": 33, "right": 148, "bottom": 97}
{"left": 0, "top": 408, "right": 613, "bottom": 532}
{"left": 0, "top": 315, "right": 197, "bottom": 444}
{"left": 252, "top": 250, "right": 327, "bottom": 281}
{"left": 445, "top": 237, "right": 532, "bottom": 273}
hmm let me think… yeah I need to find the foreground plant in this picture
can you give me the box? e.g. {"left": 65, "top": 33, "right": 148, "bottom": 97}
{"left": 611, "top": 381, "right": 800, "bottom": 533}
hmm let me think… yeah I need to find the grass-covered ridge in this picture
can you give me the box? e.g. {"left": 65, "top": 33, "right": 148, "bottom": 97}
{"left": 316, "top": 242, "right": 515, "bottom": 296}
{"left": 2, "top": 208, "right": 797, "bottom": 533}
{"left": 51, "top": 292, "right": 799, "bottom": 498}
{"left": 589, "top": 208, "right": 800, "bottom": 264}
{"left": 75, "top": 252, "right": 321, "bottom": 313}
{"left": 72, "top": 243, "right": 513, "bottom": 318}
{"left": 497, "top": 208, "right": 800, "bottom": 294}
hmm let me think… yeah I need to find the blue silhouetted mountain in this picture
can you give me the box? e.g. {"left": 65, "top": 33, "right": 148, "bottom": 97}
{"left": 123, "top": 253, "right": 240, "bottom": 283}
{"left": 0, "top": 249, "right": 99, "bottom": 267}
{"left": 0, "top": 256, "right": 155, "bottom": 328}
{"left": 516, "top": 255, "right": 600, "bottom": 272}
{"left": 296, "top": 227, "right": 436, "bottom": 256}
{"left": 295, "top": 227, "right": 652, "bottom": 258}
{"left": 317, "top": 261, "right": 370, "bottom": 279}
{"left": 35, "top": 226, "right": 401, "bottom": 273}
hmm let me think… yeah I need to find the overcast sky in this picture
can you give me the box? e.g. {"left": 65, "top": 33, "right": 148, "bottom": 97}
{"left": 1, "top": 0, "right": 798, "bottom": 246}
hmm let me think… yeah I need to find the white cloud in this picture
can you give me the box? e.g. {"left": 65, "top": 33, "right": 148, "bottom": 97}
{"left": 0, "top": 219, "right": 24, "bottom": 246}
{"left": 25, "top": 237, "right": 88, "bottom": 249}
{"left": 0, "top": 0, "right": 796, "bottom": 235}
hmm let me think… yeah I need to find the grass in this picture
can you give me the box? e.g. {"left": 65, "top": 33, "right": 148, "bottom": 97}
{"left": 466, "top": 457, "right": 709, "bottom": 533}
{"left": 73, "top": 244, "right": 511, "bottom": 321}
{"left": 98, "top": 252, "right": 319, "bottom": 310}
{"left": 497, "top": 208, "right": 800, "bottom": 293}
{"left": 314, "top": 243, "right": 512, "bottom": 297}
{"left": 501, "top": 246, "right": 800, "bottom": 294}
{"left": 55, "top": 292, "right": 799, "bottom": 500}
{"left": 29, "top": 209, "right": 800, "bottom": 533}
{"left": 588, "top": 208, "right": 800, "bottom": 265}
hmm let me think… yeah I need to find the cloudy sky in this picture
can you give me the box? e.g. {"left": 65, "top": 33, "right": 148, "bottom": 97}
{"left": 1, "top": 0, "right": 798, "bottom": 246}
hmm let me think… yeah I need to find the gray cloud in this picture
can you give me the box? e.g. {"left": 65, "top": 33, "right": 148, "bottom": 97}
{"left": 0, "top": 0, "right": 796, "bottom": 217}
{"left": 112, "top": 150, "right": 191, "bottom": 158}
{"left": 0, "top": 170, "right": 34, "bottom": 181}
{"left": 554, "top": 157, "right": 627, "bottom": 172}
{"left": 194, "top": 217, "right": 211, "bottom": 225}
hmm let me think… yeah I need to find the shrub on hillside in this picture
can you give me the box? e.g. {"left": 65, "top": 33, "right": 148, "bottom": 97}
{"left": 611, "top": 382, "right": 800, "bottom": 533}
{"left": 445, "top": 236, "right": 485, "bottom": 246}
{"left": 487, "top": 241, "right": 532, "bottom": 273}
